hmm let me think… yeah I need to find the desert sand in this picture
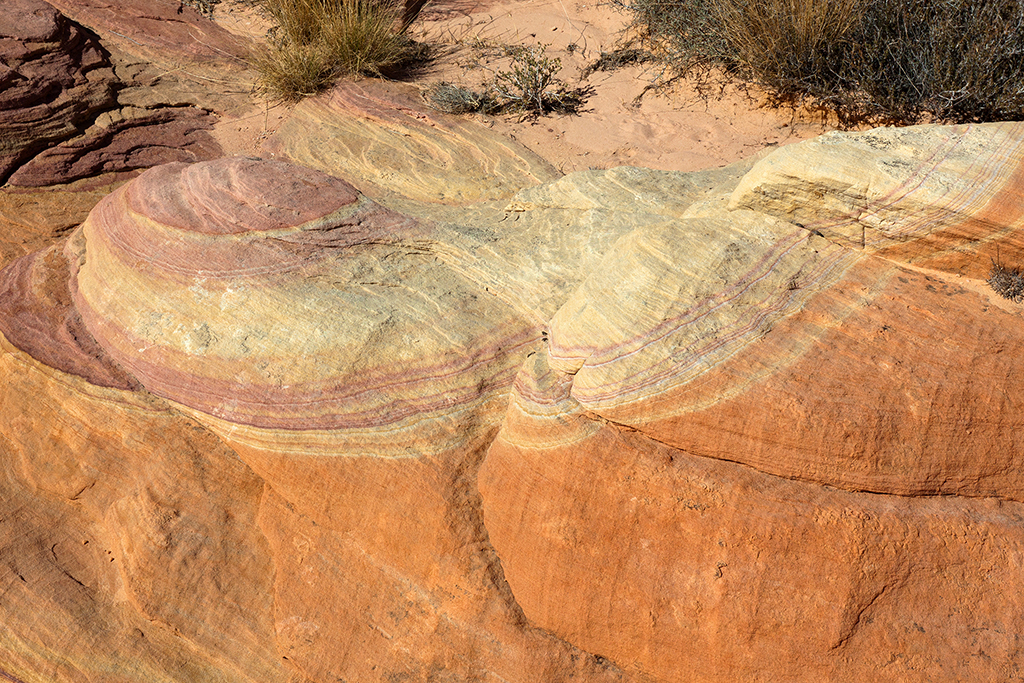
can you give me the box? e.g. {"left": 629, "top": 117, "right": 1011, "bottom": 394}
{"left": 208, "top": 0, "right": 838, "bottom": 172}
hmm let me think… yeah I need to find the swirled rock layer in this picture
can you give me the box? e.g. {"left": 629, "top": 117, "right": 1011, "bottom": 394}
{"left": 5, "top": 122, "right": 1024, "bottom": 682}
{"left": 68, "top": 157, "right": 542, "bottom": 459}
{"left": 0, "top": 154, "right": 641, "bottom": 682}
{"left": 480, "top": 121, "right": 1024, "bottom": 682}
{"left": 264, "top": 80, "right": 561, "bottom": 204}
{"left": 731, "top": 122, "right": 1024, "bottom": 276}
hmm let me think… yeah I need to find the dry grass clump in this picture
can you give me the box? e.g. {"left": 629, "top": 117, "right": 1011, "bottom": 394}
{"left": 614, "top": 0, "right": 1024, "bottom": 124}
{"left": 251, "top": 0, "right": 424, "bottom": 101}
{"left": 426, "top": 82, "right": 497, "bottom": 114}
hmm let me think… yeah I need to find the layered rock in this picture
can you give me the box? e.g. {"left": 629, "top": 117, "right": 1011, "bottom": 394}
{"left": 730, "top": 122, "right": 1024, "bottom": 276}
{"left": 263, "top": 80, "right": 561, "bottom": 205}
{"left": 0, "top": 0, "right": 117, "bottom": 184}
{"left": 4, "top": 116, "right": 1024, "bottom": 683}
{"left": 479, "top": 121, "right": 1024, "bottom": 682}
{"left": 6, "top": 105, "right": 222, "bottom": 188}
{"left": 0, "top": 0, "right": 236, "bottom": 281}
{"left": 0, "top": 155, "right": 644, "bottom": 682}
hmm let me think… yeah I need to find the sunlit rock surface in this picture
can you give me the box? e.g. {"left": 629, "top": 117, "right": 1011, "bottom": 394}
{"left": 480, "top": 121, "right": 1024, "bottom": 682}
{"left": 3, "top": 93, "right": 1024, "bottom": 683}
{"left": 263, "top": 80, "right": 562, "bottom": 204}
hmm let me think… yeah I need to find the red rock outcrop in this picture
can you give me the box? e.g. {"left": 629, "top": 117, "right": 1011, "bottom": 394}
{"left": 6, "top": 106, "right": 222, "bottom": 188}
{"left": 5, "top": 112, "right": 1024, "bottom": 683}
{"left": 42, "top": 0, "right": 249, "bottom": 71}
{"left": 479, "top": 122, "right": 1024, "bottom": 682}
{"left": 0, "top": 0, "right": 117, "bottom": 184}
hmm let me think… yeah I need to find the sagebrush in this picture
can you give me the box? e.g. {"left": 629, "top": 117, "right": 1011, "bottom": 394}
{"left": 990, "top": 261, "right": 1024, "bottom": 302}
{"left": 426, "top": 43, "right": 589, "bottom": 116}
{"left": 613, "top": 0, "right": 1024, "bottom": 124}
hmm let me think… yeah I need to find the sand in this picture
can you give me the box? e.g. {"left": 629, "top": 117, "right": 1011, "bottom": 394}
{"left": 208, "top": 0, "right": 841, "bottom": 173}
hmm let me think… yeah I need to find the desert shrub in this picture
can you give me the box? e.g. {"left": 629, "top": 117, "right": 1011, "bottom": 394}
{"left": 989, "top": 261, "right": 1024, "bottom": 302}
{"left": 252, "top": 0, "right": 425, "bottom": 101}
{"left": 613, "top": 0, "right": 1024, "bottom": 124}
{"left": 850, "top": 0, "right": 1024, "bottom": 122}
{"left": 426, "top": 44, "right": 590, "bottom": 116}
{"left": 491, "top": 44, "right": 567, "bottom": 113}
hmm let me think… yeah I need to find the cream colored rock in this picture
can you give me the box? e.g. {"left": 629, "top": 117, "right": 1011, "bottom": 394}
{"left": 480, "top": 122, "right": 1024, "bottom": 682}
{"left": 730, "top": 122, "right": 1024, "bottom": 276}
{"left": 263, "top": 80, "right": 561, "bottom": 205}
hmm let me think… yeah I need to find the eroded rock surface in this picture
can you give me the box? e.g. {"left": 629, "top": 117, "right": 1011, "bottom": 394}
{"left": 479, "top": 122, "right": 1024, "bottom": 682}
{"left": 2, "top": 57, "right": 1024, "bottom": 683}
{"left": 0, "top": 0, "right": 117, "bottom": 184}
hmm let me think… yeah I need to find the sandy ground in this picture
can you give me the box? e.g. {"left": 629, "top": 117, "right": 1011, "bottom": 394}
{"left": 414, "top": 0, "right": 840, "bottom": 173}
{"left": 209, "top": 0, "right": 843, "bottom": 173}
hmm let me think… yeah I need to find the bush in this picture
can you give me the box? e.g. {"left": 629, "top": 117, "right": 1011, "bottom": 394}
{"left": 613, "top": 0, "right": 1024, "bottom": 124}
{"left": 989, "top": 261, "right": 1024, "bottom": 302}
{"left": 252, "top": 0, "right": 425, "bottom": 101}
{"left": 426, "top": 43, "right": 590, "bottom": 116}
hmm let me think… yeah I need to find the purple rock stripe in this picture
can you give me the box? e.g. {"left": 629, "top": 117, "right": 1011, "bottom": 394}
{"left": 75, "top": 302, "right": 538, "bottom": 430}
{"left": 0, "top": 244, "right": 138, "bottom": 390}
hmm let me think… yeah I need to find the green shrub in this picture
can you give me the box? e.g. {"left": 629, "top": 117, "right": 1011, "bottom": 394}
{"left": 252, "top": 0, "right": 425, "bottom": 101}
{"left": 613, "top": 0, "right": 1024, "bottom": 124}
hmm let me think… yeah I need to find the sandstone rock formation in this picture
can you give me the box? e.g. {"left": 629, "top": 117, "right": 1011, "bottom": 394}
{"left": 263, "top": 80, "right": 562, "bottom": 205}
{"left": 0, "top": 0, "right": 117, "bottom": 184}
{"left": 478, "top": 122, "right": 1024, "bottom": 682}
{"left": 2, "top": 10, "right": 1024, "bottom": 678}
{"left": 0, "top": 0, "right": 249, "bottom": 271}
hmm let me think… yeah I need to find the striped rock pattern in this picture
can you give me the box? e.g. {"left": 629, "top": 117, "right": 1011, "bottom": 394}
{"left": 480, "top": 121, "right": 1024, "bottom": 682}
{"left": 68, "top": 156, "right": 537, "bottom": 454}
{"left": 263, "top": 80, "right": 561, "bottom": 205}
{"left": 3, "top": 121, "right": 1024, "bottom": 682}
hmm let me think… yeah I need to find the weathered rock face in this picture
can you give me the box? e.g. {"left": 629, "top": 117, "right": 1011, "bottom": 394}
{"left": 3, "top": 43, "right": 1024, "bottom": 683}
{"left": 0, "top": 0, "right": 117, "bottom": 184}
{"left": 6, "top": 106, "right": 222, "bottom": 188}
{"left": 730, "top": 122, "right": 1024, "bottom": 276}
{"left": 479, "top": 122, "right": 1024, "bottom": 682}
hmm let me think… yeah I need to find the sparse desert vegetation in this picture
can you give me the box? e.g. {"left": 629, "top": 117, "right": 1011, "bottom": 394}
{"left": 249, "top": 0, "right": 426, "bottom": 101}
{"left": 426, "top": 43, "right": 591, "bottom": 116}
{"left": 613, "top": 0, "right": 1024, "bottom": 124}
